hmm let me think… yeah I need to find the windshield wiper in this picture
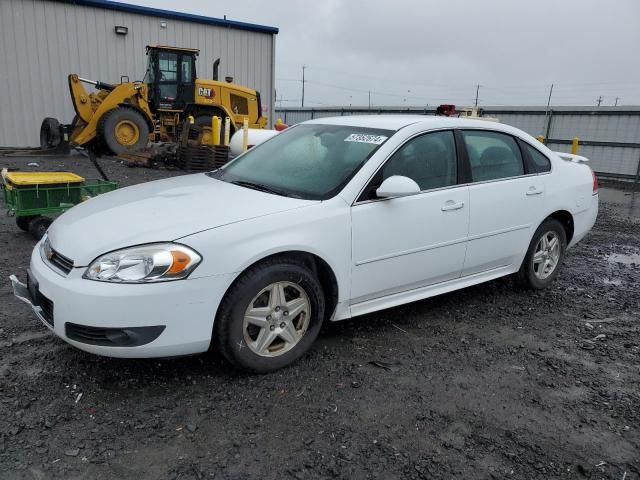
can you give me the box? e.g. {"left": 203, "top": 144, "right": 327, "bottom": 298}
{"left": 231, "top": 180, "right": 293, "bottom": 198}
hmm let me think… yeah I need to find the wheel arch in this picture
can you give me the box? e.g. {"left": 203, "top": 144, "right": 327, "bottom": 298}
{"left": 221, "top": 250, "right": 339, "bottom": 323}
{"left": 518, "top": 209, "right": 575, "bottom": 271}
{"left": 547, "top": 209, "right": 574, "bottom": 244}
{"left": 116, "top": 103, "right": 154, "bottom": 131}
{"left": 188, "top": 105, "right": 236, "bottom": 130}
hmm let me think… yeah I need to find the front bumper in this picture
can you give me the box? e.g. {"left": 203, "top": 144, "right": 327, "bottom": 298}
{"left": 11, "top": 274, "right": 52, "bottom": 328}
{"left": 10, "top": 246, "right": 234, "bottom": 358}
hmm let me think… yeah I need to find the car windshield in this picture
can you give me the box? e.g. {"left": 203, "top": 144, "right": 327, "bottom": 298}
{"left": 214, "top": 124, "right": 394, "bottom": 200}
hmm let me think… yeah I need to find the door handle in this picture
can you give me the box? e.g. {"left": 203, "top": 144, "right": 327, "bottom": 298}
{"left": 441, "top": 200, "right": 465, "bottom": 211}
{"left": 526, "top": 187, "right": 543, "bottom": 196}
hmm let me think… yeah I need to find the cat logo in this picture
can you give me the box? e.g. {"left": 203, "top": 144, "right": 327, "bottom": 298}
{"left": 198, "top": 87, "right": 215, "bottom": 98}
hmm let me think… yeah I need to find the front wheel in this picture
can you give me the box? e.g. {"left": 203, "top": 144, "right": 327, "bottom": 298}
{"left": 214, "top": 258, "right": 325, "bottom": 373}
{"left": 516, "top": 218, "right": 567, "bottom": 289}
{"left": 99, "top": 107, "right": 150, "bottom": 155}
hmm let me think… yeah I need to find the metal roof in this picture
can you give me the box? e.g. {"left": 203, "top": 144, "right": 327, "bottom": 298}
{"left": 54, "top": 0, "right": 279, "bottom": 34}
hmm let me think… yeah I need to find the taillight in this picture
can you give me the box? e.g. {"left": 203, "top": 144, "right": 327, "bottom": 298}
{"left": 592, "top": 169, "right": 598, "bottom": 194}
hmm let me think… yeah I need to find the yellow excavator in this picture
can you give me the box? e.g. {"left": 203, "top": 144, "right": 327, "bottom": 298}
{"left": 40, "top": 45, "right": 268, "bottom": 155}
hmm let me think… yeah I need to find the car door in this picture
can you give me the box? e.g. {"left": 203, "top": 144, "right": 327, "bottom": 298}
{"left": 460, "top": 129, "right": 546, "bottom": 276}
{"left": 350, "top": 130, "right": 470, "bottom": 304}
{"left": 175, "top": 53, "right": 195, "bottom": 110}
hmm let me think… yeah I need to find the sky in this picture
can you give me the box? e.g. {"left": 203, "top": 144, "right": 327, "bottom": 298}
{"left": 123, "top": 0, "right": 640, "bottom": 108}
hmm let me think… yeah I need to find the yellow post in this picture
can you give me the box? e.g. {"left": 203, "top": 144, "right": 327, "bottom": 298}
{"left": 571, "top": 136, "right": 579, "bottom": 155}
{"left": 242, "top": 118, "right": 249, "bottom": 152}
{"left": 211, "top": 116, "right": 221, "bottom": 146}
{"left": 223, "top": 117, "right": 231, "bottom": 146}
{"left": 536, "top": 135, "right": 545, "bottom": 143}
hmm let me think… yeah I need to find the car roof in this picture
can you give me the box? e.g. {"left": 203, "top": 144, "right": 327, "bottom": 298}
{"left": 303, "top": 114, "right": 521, "bottom": 134}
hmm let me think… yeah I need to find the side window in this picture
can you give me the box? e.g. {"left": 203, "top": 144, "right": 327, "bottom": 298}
{"left": 230, "top": 94, "right": 249, "bottom": 115}
{"left": 181, "top": 56, "right": 193, "bottom": 83}
{"left": 523, "top": 143, "right": 551, "bottom": 173}
{"left": 381, "top": 130, "right": 457, "bottom": 191}
{"left": 462, "top": 130, "right": 524, "bottom": 182}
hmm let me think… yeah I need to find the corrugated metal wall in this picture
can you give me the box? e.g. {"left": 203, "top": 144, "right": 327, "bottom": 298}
{"left": 0, "top": 0, "right": 276, "bottom": 146}
{"left": 275, "top": 107, "right": 640, "bottom": 179}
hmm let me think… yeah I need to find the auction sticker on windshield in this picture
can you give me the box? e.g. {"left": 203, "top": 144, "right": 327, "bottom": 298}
{"left": 344, "top": 134, "right": 388, "bottom": 144}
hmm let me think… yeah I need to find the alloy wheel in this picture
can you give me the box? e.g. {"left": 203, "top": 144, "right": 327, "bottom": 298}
{"left": 242, "top": 281, "right": 311, "bottom": 357}
{"left": 532, "top": 231, "right": 561, "bottom": 280}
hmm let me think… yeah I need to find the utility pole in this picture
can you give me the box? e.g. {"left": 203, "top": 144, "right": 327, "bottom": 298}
{"left": 615, "top": 97, "right": 620, "bottom": 106}
{"left": 543, "top": 83, "right": 554, "bottom": 138}
{"left": 368, "top": 90, "right": 371, "bottom": 109}
{"left": 596, "top": 95, "right": 603, "bottom": 107}
{"left": 474, "top": 84, "right": 480, "bottom": 107}
{"left": 301, "top": 65, "right": 307, "bottom": 108}
{"left": 545, "top": 84, "right": 554, "bottom": 112}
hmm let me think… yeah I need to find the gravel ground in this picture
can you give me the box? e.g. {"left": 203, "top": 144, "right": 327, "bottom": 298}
{"left": 1, "top": 156, "right": 639, "bottom": 480}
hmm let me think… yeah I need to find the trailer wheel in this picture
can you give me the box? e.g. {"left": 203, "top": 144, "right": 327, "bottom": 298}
{"left": 28, "top": 216, "right": 52, "bottom": 241}
{"left": 40, "top": 118, "right": 61, "bottom": 149}
{"left": 16, "top": 216, "right": 36, "bottom": 232}
{"left": 99, "top": 108, "right": 149, "bottom": 155}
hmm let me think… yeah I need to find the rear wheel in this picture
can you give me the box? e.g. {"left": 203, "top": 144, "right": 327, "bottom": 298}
{"left": 28, "top": 216, "right": 52, "bottom": 241}
{"left": 98, "top": 108, "right": 149, "bottom": 155}
{"left": 194, "top": 113, "right": 227, "bottom": 145}
{"left": 214, "top": 258, "right": 325, "bottom": 373}
{"left": 40, "top": 117, "right": 61, "bottom": 149}
{"left": 517, "top": 218, "right": 567, "bottom": 289}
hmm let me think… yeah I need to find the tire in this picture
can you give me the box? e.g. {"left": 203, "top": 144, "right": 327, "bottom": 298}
{"left": 16, "top": 215, "right": 36, "bottom": 232}
{"left": 195, "top": 114, "right": 226, "bottom": 145}
{"left": 28, "top": 216, "right": 52, "bottom": 241}
{"left": 40, "top": 117, "right": 61, "bottom": 149}
{"left": 214, "top": 257, "right": 325, "bottom": 373}
{"left": 516, "top": 218, "right": 567, "bottom": 290}
{"left": 98, "top": 107, "right": 149, "bottom": 155}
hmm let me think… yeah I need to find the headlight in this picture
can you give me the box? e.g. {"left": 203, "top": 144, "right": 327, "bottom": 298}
{"left": 40, "top": 235, "right": 52, "bottom": 261}
{"left": 83, "top": 243, "right": 202, "bottom": 283}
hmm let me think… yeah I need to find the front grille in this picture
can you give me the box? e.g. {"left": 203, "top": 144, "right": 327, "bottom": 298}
{"left": 49, "top": 248, "right": 74, "bottom": 275}
{"left": 66, "top": 324, "right": 110, "bottom": 345}
{"left": 27, "top": 271, "right": 54, "bottom": 326}
{"left": 39, "top": 294, "right": 54, "bottom": 326}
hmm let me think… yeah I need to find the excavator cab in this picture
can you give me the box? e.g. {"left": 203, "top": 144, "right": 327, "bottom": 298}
{"left": 145, "top": 46, "right": 198, "bottom": 112}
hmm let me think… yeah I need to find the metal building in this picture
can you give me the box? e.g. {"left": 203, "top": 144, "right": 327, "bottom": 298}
{"left": 0, "top": 0, "right": 278, "bottom": 147}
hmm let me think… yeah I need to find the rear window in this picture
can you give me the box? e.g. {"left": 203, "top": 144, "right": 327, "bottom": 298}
{"left": 523, "top": 143, "right": 552, "bottom": 173}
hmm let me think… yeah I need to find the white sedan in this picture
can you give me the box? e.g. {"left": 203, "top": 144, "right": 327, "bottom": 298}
{"left": 11, "top": 116, "right": 598, "bottom": 372}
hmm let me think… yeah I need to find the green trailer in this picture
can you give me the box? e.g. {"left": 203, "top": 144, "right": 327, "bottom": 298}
{"left": 2, "top": 171, "right": 118, "bottom": 239}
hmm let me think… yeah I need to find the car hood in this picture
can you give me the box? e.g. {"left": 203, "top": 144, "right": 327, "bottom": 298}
{"left": 47, "top": 173, "right": 317, "bottom": 266}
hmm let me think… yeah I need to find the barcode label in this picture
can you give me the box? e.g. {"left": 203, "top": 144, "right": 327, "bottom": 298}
{"left": 344, "top": 134, "right": 388, "bottom": 145}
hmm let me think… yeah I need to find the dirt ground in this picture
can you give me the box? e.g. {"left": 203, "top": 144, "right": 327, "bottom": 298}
{"left": 1, "top": 155, "right": 639, "bottom": 480}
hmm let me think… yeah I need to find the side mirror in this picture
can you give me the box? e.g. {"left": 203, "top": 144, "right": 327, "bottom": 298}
{"left": 376, "top": 175, "right": 420, "bottom": 198}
